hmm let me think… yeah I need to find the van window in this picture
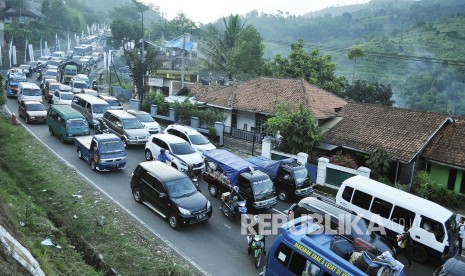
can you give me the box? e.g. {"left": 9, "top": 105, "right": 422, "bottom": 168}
{"left": 420, "top": 216, "right": 445, "bottom": 242}
{"left": 370, "top": 197, "right": 393, "bottom": 219}
{"left": 23, "top": 88, "right": 41, "bottom": 96}
{"left": 341, "top": 186, "right": 354, "bottom": 202}
{"left": 93, "top": 104, "right": 109, "bottom": 114}
{"left": 390, "top": 205, "right": 415, "bottom": 228}
{"left": 274, "top": 243, "right": 292, "bottom": 267}
{"left": 290, "top": 251, "right": 322, "bottom": 276}
{"left": 351, "top": 190, "right": 372, "bottom": 210}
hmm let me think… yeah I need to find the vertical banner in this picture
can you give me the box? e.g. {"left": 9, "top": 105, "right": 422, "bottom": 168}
{"left": 0, "top": 47, "right": 2, "bottom": 67}
{"left": 40, "top": 38, "right": 43, "bottom": 56}
{"left": 12, "top": 45, "right": 17, "bottom": 65}
{"left": 9, "top": 40, "right": 13, "bottom": 67}
{"left": 55, "top": 34, "right": 59, "bottom": 52}
{"left": 24, "top": 37, "right": 28, "bottom": 63}
{"left": 44, "top": 41, "right": 48, "bottom": 55}
{"left": 67, "top": 33, "right": 70, "bottom": 52}
{"left": 28, "top": 44, "right": 34, "bottom": 61}
{"left": 103, "top": 51, "right": 107, "bottom": 69}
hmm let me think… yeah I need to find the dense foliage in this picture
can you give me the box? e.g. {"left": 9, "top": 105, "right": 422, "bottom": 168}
{"left": 344, "top": 80, "right": 394, "bottom": 106}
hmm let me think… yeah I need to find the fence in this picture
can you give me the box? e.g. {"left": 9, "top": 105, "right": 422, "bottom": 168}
{"left": 231, "top": 128, "right": 262, "bottom": 142}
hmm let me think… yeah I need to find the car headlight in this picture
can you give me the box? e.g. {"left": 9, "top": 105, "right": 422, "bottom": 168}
{"left": 127, "top": 135, "right": 135, "bottom": 140}
{"left": 30, "top": 116, "right": 36, "bottom": 119}
{"left": 178, "top": 207, "right": 191, "bottom": 215}
{"left": 179, "top": 160, "right": 188, "bottom": 167}
{"left": 207, "top": 201, "right": 211, "bottom": 209}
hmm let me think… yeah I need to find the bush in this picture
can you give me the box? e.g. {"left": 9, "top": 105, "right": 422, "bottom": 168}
{"left": 142, "top": 92, "right": 169, "bottom": 115}
{"left": 411, "top": 171, "right": 461, "bottom": 207}
{"left": 327, "top": 151, "right": 358, "bottom": 169}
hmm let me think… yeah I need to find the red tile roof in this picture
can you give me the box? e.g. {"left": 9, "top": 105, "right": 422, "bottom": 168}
{"left": 189, "top": 77, "right": 347, "bottom": 119}
{"left": 422, "top": 118, "right": 465, "bottom": 169}
{"left": 322, "top": 102, "right": 452, "bottom": 163}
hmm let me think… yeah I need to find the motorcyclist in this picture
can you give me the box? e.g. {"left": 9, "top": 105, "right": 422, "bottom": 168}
{"left": 36, "top": 67, "right": 42, "bottom": 81}
{"left": 246, "top": 215, "right": 266, "bottom": 255}
{"left": 229, "top": 186, "right": 245, "bottom": 213}
{"left": 157, "top": 149, "right": 171, "bottom": 164}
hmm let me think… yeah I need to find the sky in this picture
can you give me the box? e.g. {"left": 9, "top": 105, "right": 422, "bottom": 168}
{"left": 142, "top": 0, "right": 371, "bottom": 24}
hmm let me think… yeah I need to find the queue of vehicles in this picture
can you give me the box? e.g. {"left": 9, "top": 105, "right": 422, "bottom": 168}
{"left": 3, "top": 61, "right": 462, "bottom": 274}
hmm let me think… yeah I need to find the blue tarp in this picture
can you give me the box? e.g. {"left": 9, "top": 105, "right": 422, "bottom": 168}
{"left": 203, "top": 149, "right": 257, "bottom": 186}
{"left": 246, "top": 156, "right": 297, "bottom": 178}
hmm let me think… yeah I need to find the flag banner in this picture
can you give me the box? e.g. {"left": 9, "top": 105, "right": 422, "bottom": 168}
{"left": 68, "top": 33, "right": 71, "bottom": 52}
{"left": 55, "top": 34, "right": 59, "bottom": 52}
{"left": 12, "top": 45, "right": 17, "bottom": 65}
{"left": 0, "top": 47, "right": 3, "bottom": 67}
{"left": 28, "top": 44, "right": 34, "bottom": 61}
{"left": 25, "top": 37, "right": 28, "bottom": 63}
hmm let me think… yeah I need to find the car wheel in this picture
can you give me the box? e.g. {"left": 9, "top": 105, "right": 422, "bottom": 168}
{"left": 77, "top": 148, "right": 83, "bottom": 159}
{"left": 278, "top": 190, "right": 289, "bottom": 201}
{"left": 25, "top": 116, "right": 29, "bottom": 124}
{"left": 133, "top": 187, "right": 142, "bottom": 203}
{"left": 410, "top": 244, "right": 428, "bottom": 263}
{"left": 49, "top": 126, "right": 55, "bottom": 136}
{"left": 168, "top": 213, "right": 179, "bottom": 230}
{"left": 145, "top": 149, "right": 153, "bottom": 161}
{"left": 60, "top": 134, "right": 65, "bottom": 144}
{"left": 121, "top": 137, "right": 127, "bottom": 148}
{"left": 209, "top": 184, "right": 218, "bottom": 197}
{"left": 90, "top": 161, "right": 97, "bottom": 171}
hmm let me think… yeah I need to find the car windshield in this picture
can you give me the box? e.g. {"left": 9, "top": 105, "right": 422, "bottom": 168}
{"left": 136, "top": 113, "right": 154, "bottom": 122}
{"left": 65, "top": 68, "right": 77, "bottom": 74}
{"left": 92, "top": 104, "right": 109, "bottom": 114}
{"left": 252, "top": 178, "right": 275, "bottom": 196}
{"left": 48, "top": 60, "right": 60, "bottom": 67}
{"left": 170, "top": 142, "right": 195, "bottom": 155}
{"left": 38, "top": 57, "right": 49, "bottom": 62}
{"left": 293, "top": 168, "right": 309, "bottom": 184}
{"left": 66, "top": 118, "right": 88, "bottom": 129}
{"left": 73, "top": 82, "right": 87, "bottom": 89}
{"left": 50, "top": 84, "right": 61, "bottom": 90}
{"left": 106, "top": 99, "right": 121, "bottom": 107}
{"left": 26, "top": 103, "right": 45, "bottom": 111}
{"left": 99, "top": 140, "right": 124, "bottom": 154}
{"left": 23, "top": 89, "right": 41, "bottom": 96}
{"left": 189, "top": 134, "right": 209, "bottom": 145}
{"left": 166, "top": 177, "right": 197, "bottom": 199}
{"left": 122, "top": 118, "right": 144, "bottom": 129}
{"left": 60, "top": 93, "right": 74, "bottom": 100}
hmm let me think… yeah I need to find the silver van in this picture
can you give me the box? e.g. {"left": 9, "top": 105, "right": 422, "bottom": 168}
{"left": 102, "top": 110, "right": 150, "bottom": 147}
{"left": 71, "top": 94, "right": 110, "bottom": 126}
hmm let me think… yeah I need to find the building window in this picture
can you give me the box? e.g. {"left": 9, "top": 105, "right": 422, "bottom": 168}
{"left": 447, "top": 169, "right": 457, "bottom": 191}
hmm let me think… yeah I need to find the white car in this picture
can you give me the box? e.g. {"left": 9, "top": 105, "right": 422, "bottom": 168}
{"left": 98, "top": 95, "right": 123, "bottom": 110}
{"left": 144, "top": 134, "right": 205, "bottom": 176}
{"left": 164, "top": 124, "right": 216, "bottom": 154}
{"left": 52, "top": 89, "right": 74, "bottom": 105}
{"left": 72, "top": 74, "right": 90, "bottom": 87}
{"left": 70, "top": 80, "right": 88, "bottom": 93}
{"left": 127, "top": 109, "right": 160, "bottom": 134}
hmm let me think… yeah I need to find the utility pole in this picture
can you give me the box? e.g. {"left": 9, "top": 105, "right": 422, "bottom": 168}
{"left": 133, "top": 0, "right": 144, "bottom": 103}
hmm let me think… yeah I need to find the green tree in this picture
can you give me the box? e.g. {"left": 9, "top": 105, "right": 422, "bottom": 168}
{"left": 265, "top": 104, "right": 322, "bottom": 155}
{"left": 265, "top": 39, "right": 347, "bottom": 96}
{"left": 348, "top": 46, "right": 364, "bottom": 82}
{"left": 199, "top": 15, "right": 264, "bottom": 80}
{"left": 366, "top": 148, "right": 392, "bottom": 180}
{"left": 0, "top": 75, "right": 6, "bottom": 107}
{"left": 344, "top": 80, "right": 394, "bottom": 106}
{"left": 110, "top": 17, "right": 142, "bottom": 49}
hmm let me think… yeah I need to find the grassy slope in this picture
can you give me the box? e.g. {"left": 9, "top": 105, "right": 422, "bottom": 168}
{"left": 0, "top": 116, "right": 197, "bottom": 275}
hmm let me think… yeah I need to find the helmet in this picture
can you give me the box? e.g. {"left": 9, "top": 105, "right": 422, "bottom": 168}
{"left": 233, "top": 186, "right": 239, "bottom": 193}
{"left": 160, "top": 149, "right": 166, "bottom": 154}
{"left": 254, "top": 215, "right": 260, "bottom": 224}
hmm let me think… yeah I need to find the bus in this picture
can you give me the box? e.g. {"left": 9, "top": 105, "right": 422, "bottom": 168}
{"left": 73, "top": 45, "right": 93, "bottom": 57}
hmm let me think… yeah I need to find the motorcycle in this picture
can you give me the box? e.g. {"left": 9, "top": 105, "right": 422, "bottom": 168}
{"left": 250, "top": 234, "right": 266, "bottom": 269}
{"left": 94, "top": 118, "right": 109, "bottom": 134}
{"left": 36, "top": 71, "right": 42, "bottom": 81}
{"left": 186, "top": 165, "right": 200, "bottom": 190}
{"left": 220, "top": 191, "right": 247, "bottom": 218}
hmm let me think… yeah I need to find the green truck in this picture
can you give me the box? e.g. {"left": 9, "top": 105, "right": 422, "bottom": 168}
{"left": 59, "top": 61, "right": 81, "bottom": 84}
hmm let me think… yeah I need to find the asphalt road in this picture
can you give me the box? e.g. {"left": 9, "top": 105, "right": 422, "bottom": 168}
{"left": 3, "top": 71, "right": 440, "bottom": 276}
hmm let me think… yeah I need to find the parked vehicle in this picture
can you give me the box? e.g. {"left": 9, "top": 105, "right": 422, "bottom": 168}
{"left": 246, "top": 156, "right": 313, "bottom": 201}
{"left": 262, "top": 216, "right": 405, "bottom": 276}
{"left": 131, "top": 161, "right": 212, "bottom": 229}
{"left": 164, "top": 124, "right": 216, "bottom": 154}
{"left": 288, "top": 196, "right": 394, "bottom": 256}
{"left": 52, "top": 88, "right": 74, "bottom": 105}
{"left": 102, "top": 110, "right": 150, "bottom": 147}
{"left": 144, "top": 134, "right": 205, "bottom": 177}
{"left": 43, "top": 80, "right": 62, "bottom": 103}
{"left": 98, "top": 95, "right": 123, "bottom": 110}
{"left": 46, "top": 104, "right": 90, "bottom": 143}
{"left": 71, "top": 94, "right": 110, "bottom": 126}
{"left": 17, "top": 82, "right": 42, "bottom": 103}
{"left": 336, "top": 175, "right": 459, "bottom": 263}
{"left": 74, "top": 134, "right": 126, "bottom": 171}
{"left": 203, "top": 149, "right": 277, "bottom": 210}
{"left": 433, "top": 257, "right": 465, "bottom": 276}
{"left": 18, "top": 100, "right": 47, "bottom": 124}
{"left": 127, "top": 109, "right": 161, "bottom": 134}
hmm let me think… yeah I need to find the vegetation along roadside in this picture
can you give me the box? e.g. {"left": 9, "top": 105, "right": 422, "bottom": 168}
{"left": 0, "top": 116, "right": 198, "bottom": 275}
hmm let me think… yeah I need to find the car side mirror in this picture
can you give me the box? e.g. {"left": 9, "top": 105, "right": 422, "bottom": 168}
{"left": 159, "top": 193, "right": 167, "bottom": 198}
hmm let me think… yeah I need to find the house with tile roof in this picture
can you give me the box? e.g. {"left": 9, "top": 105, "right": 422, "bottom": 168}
{"left": 188, "top": 77, "right": 347, "bottom": 136}
{"left": 422, "top": 118, "right": 465, "bottom": 194}
{"left": 322, "top": 102, "right": 453, "bottom": 186}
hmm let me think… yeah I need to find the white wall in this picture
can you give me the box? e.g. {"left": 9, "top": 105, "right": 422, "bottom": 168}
{"left": 237, "top": 110, "right": 255, "bottom": 131}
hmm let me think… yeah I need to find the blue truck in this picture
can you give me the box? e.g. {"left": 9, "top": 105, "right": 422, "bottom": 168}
{"left": 203, "top": 149, "right": 277, "bottom": 210}
{"left": 74, "top": 134, "right": 126, "bottom": 171}
{"left": 6, "top": 72, "right": 27, "bottom": 97}
{"left": 246, "top": 156, "right": 313, "bottom": 202}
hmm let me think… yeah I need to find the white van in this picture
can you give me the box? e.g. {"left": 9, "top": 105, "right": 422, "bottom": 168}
{"left": 335, "top": 175, "right": 459, "bottom": 263}
{"left": 71, "top": 94, "right": 110, "bottom": 126}
{"left": 17, "top": 82, "right": 42, "bottom": 103}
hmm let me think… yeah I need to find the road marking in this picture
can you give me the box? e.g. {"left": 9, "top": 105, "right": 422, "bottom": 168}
{"left": 272, "top": 208, "right": 287, "bottom": 216}
{"left": 223, "top": 224, "right": 231, "bottom": 229}
{"left": 3, "top": 106, "right": 211, "bottom": 276}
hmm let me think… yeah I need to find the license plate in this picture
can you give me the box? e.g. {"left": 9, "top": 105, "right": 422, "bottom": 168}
{"left": 197, "top": 213, "right": 206, "bottom": 219}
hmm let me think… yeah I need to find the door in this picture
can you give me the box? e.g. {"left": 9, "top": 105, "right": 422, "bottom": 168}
{"left": 276, "top": 167, "right": 292, "bottom": 194}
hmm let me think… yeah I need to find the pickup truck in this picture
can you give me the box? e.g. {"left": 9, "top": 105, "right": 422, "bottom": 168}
{"left": 246, "top": 156, "right": 313, "bottom": 202}
{"left": 203, "top": 149, "right": 277, "bottom": 210}
{"left": 74, "top": 134, "right": 126, "bottom": 171}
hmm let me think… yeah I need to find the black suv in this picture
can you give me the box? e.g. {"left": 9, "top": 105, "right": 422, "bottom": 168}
{"left": 131, "top": 161, "right": 212, "bottom": 229}
{"left": 288, "top": 196, "right": 394, "bottom": 255}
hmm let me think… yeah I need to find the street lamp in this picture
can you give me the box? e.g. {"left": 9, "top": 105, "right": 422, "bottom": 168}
{"left": 133, "top": 0, "right": 144, "bottom": 101}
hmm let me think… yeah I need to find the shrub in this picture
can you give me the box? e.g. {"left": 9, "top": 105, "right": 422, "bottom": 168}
{"left": 142, "top": 92, "right": 169, "bottom": 115}
{"left": 411, "top": 171, "right": 461, "bottom": 207}
{"left": 327, "top": 151, "right": 358, "bottom": 169}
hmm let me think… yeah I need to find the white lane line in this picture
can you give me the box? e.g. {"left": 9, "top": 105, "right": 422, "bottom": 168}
{"left": 272, "top": 208, "right": 287, "bottom": 216}
{"left": 223, "top": 224, "right": 231, "bottom": 229}
{"left": 3, "top": 105, "right": 211, "bottom": 276}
